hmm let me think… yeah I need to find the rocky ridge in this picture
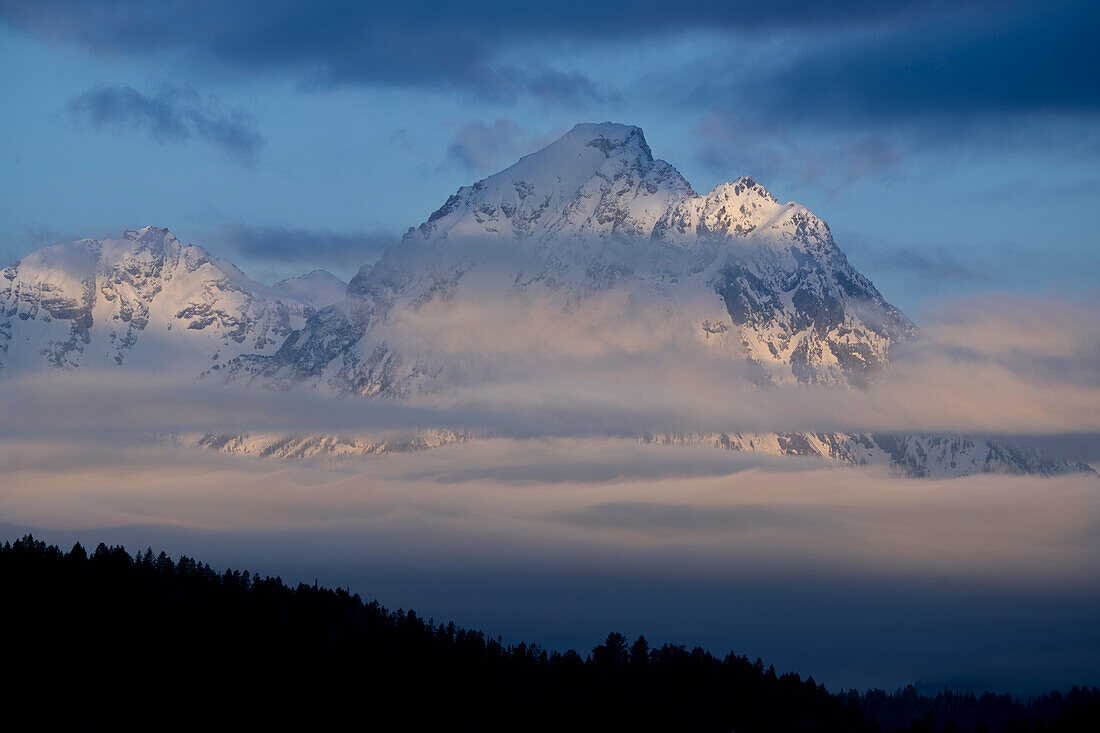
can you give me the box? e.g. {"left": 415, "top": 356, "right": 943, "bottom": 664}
{"left": 0, "top": 227, "right": 345, "bottom": 372}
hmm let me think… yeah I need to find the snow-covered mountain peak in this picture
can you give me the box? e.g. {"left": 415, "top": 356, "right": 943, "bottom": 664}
{"left": 255, "top": 123, "right": 916, "bottom": 395}
{"left": 513, "top": 122, "right": 656, "bottom": 175}
{"left": 705, "top": 177, "right": 780, "bottom": 206}
{"left": 122, "top": 225, "right": 177, "bottom": 245}
{"left": 1, "top": 228, "right": 345, "bottom": 372}
{"left": 407, "top": 122, "right": 695, "bottom": 245}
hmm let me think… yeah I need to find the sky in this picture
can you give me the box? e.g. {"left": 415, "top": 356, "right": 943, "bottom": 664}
{"left": 1, "top": 0, "right": 1098, "bottom": 320}
{"left": 1, "top": 0, "right": 1099, "bottom": 695}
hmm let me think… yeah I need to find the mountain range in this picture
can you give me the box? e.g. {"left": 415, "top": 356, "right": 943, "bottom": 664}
{"left": 1, "top": 226, "right": 344, "bottom": 371}
{"left": 228, "top": 123, "right": 914, "bottom": 393}
{"left": 2, "top": 123, "right": 1091, "bottom": 478}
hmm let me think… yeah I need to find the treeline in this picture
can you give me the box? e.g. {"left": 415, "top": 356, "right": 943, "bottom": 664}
{"left": 846, "top": 686, "right": 1100, "bottom": 733}
{"left": 0, "top": 536, "right": 1095, "bottom": 732}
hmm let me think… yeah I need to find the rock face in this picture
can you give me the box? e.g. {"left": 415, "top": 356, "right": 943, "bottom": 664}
{"left": 0, "top": 227, "right": 345, "bottom": 372}
{"left": 230, "top": 123, "right": 914, "bottom": 394}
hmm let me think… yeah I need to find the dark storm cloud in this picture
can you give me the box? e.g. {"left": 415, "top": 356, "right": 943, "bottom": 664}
{"left": 69, "top": 85, "right": 262, "bottom": 163}
{"left": 682, "top": 2, "right": 1099, "bottom": 188}
{"left": 212, "top": 224, "right": 396, "bottom": 268}
{"left": 1, "top": 0, "right": 1013, "bottom": 102}
{"left": 724, "top": 0, "right": 1100, "bottom": 128}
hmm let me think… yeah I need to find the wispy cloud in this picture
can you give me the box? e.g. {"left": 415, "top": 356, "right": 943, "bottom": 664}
{"left": 692, "top": 110, "right": 901, "bottom": 192}
{"left": 69, "top": 85, "right": 263, "bottom": 163}
{"left": 209, "top": 224, "right": 395, "bottom": 270}
{"left": 864, "top": 246, "right": 982, "bottom": 283}
{"left": 446, "top": 119, "right": 554, "bottom": 174}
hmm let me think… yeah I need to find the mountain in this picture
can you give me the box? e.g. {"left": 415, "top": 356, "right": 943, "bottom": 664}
{"left": 1, "top": 125, "right": 1089, "bottom": 479}
{"left": 0, "top": 226, "right": 345, "bottom": 372}
{"left": 231, "top": 122, "right": 914, "bottom": 394}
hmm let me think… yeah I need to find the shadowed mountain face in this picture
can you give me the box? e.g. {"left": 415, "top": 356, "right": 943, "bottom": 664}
{"left": 238, "top": 123, "right": 914, "bottom": 393}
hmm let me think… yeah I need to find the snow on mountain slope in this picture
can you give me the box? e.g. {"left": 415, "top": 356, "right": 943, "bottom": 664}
{"left": 0, "top": 227, "right": 346, "bottom": 372}
{"left": 232, "top": 123, "right": 914, "bottom": 395}
{"left": 642, "top": 431, "right": 1094, "bottom": 478}
{"left": 158, "top": 429, "right": 473, "bottom": 465}
{"left": 164, "top": 428, "right": 1092, "bottom": 478}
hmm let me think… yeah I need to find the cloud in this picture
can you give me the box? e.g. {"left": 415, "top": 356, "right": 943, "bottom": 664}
{"left": 557, "top": 501, "right": 834, "bottom": 535}
{"left": 863, "top": 246, "right": 982, "bottom": 283}
{"left": 1, "top": 428, "right": 1096, "bottom": 582}
{"left": 752, "top": 1, "right": 1100, "bottom": 126}
{"left": 210, "top": 224, "right": 396, "bottom": 270}
{"left": 3, "top": 289, "right": 1096, "bottom": 442}
{"left": 447, "top": 119, "right": 546, "bottom": 174}
{"left": 69, "top": 85, "right": 262, "bottom": 163}
{"left": 915, "top": 294, "right": 1100, "bottom": 388}
{"left": 675, "top": 1, "right": 1100, "bottom": 142}
{"left": 0, "top": 1, "right": 1012, "bottom": 102}
{"left": 692, "top": 110, "right": 901, "bottom": 191}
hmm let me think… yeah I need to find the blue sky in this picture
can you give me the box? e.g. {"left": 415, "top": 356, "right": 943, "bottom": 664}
{"left": 1, "top": 0, "right": 1097, "bottom": 319}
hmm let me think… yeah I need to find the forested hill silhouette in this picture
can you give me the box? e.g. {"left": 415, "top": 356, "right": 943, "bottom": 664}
{"left": 2, "top": 536, "right": 1096, "bottom": 732}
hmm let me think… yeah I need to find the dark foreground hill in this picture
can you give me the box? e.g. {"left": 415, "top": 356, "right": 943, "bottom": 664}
{"left": 1, "top": 536, "right": 1096, "bottom": 732}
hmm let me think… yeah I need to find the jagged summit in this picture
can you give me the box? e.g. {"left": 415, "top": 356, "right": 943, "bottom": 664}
{"left": 409, "top": 122, "right": 695, "bottom": 245}
{"left": 493, "top": 122, "right": 660, "bottom": 189}
{"left": 246, "top": 124, "right": 917, "bottom": 396}
{"left": 0, "top": 227, "right": 345, "bottom": 371}
{"left": 403, "top": 123, "right": 832, "bottom": 264}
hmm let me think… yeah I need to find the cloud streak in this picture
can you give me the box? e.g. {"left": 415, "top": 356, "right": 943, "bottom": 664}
{"left": 693, "top": 110, "right": 902, "bottom": 192}
{"left": 446, "top": 119, "right": 558, "bottom": 175}
{"left": 210, "top": 224, "right": 395, "bottom": 270}
{"left": 69, "top": 85, "right": 263, "bottom": 163}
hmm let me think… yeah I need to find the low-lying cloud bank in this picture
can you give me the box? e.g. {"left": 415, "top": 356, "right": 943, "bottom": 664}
{"left": 3, "top": 292, "right": 1096, "bottom": 446}
{"left": 3, "top": 437, "right": 1097, "bottom": 583}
